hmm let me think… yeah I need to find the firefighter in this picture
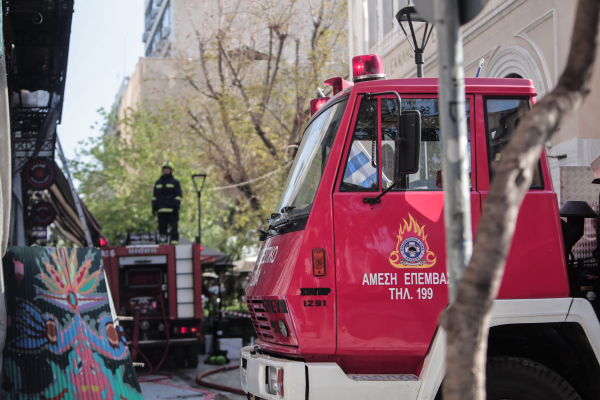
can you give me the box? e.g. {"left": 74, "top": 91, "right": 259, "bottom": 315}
{"left": 152, "top": 162, "right": 182, "bottom": 244}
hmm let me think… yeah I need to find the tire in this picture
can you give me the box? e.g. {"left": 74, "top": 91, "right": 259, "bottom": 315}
{"left": 187, "top": 344, "right": 199, "bottom": 368}
{"left": 486, "top": 357, "right": 582, "bottom": 400}
{"left": 174, "top": 346, "right": 186, "bottom": 367}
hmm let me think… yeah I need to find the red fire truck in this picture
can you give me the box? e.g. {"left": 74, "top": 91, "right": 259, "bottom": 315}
{"left": 101, "top": 241, "right": 205, "bottom": 368}
{"left": 240, "top": 54, "right": 600, "bottom": 400}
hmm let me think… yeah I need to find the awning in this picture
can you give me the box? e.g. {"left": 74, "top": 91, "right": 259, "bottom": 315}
{"left": 233, "top": 255, "right": 257, "bottom": 272}
{"left": 46, "top": 164, "right": 100, "bottom": 247}
{"left": 201, "top": 246, "right": 229, "bottom": 266}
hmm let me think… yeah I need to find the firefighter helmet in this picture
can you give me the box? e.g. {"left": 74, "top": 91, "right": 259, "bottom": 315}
{"left": 162, "top": 161, "right": 175, "bottom": 172}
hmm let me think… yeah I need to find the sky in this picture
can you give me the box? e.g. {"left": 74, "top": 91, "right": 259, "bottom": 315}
{"left": 58, "top": 0, "right": 145, "bottom": 161}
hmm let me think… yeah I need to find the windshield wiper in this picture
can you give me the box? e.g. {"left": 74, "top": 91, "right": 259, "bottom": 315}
{"left": 259, "top": 220, "right": 271, "bottom": 241}
{"left": 259, "top": 207, "right": 298, "bottom": 240}
{"left": 270, "top": 206, "right": 296, "bottom": 229}
{"left": 259, "top": 212, "right": 280, "bottom": 240}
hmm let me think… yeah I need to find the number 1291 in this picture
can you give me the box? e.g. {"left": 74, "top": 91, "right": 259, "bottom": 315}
{"left": 303, "top": 300, "right": 326, "bottom": 307}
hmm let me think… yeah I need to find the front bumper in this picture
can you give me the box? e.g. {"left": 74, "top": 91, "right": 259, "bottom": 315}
{"left": 240, "top": 346, "right": 306, "bottom": 400}
{"left": 240, "top": 346, "right": 421, "bottom": 400}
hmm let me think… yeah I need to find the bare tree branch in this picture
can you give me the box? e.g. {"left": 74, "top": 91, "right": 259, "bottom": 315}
{"left": 187, "top": 109, "right": 224, "bottom": 152}
{"left": 264, "top": 104, "right": 292, "bottom": 135}
{"left": 217, "top": 34, "right": 280, "bottom": 158}
{"left": 261, "top": 27, "right": 287, "bottom": 116}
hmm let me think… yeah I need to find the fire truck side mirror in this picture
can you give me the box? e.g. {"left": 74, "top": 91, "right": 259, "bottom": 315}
{"left": 395, "top": 110, "right": 422, "bottom": 176}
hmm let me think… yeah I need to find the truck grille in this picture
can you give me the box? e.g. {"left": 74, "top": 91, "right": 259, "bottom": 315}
{"left": 247, "top": 296, "right": 298, "bottom": 346}
{"left": 247, "top": 299, "right": 275, "bottom": 340}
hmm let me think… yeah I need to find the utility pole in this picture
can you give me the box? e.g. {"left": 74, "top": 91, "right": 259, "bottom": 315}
{"left": 434, "top": 0, "right": 473, "bottom": 303}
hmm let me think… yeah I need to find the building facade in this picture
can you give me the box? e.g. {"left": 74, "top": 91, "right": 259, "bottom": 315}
{"left": 143, "top": 0, "right": 172, "bottom": 57}
{"left": 348, "top": 0, "right": 600, "bottom": 198}
{"left": 119, "top": 0, "right": 344, "bottom": 117}
{"left": 118, "top": 0, "right": 205, "bottom": 117}
{"left": 142, "top": 0, "right": 208, "bottom": 58}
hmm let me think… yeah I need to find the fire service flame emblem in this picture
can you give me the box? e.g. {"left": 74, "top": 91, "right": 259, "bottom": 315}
{"left": 389, "top": 214, "right": 436, "bottom": 268}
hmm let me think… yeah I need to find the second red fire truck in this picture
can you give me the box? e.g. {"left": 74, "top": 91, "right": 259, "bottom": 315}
{"left": 240, "top": 54, "right": 600, "bottom": 400}
{"left": 101, "top": 239, "right": 208, "bottom": 368}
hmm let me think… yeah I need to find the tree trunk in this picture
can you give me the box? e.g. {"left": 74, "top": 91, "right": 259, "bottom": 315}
{"left": 442, "top": 1, "right": 600, "bottom": 399}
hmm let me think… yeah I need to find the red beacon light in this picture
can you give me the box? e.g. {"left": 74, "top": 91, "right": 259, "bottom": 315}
{"left": 324, "top": 77, "right": 353, "bottom": 95}
{"left": 352, "top": 54, "right": 386, "bottom": 83}
{"left": 310, "top": 97, "right": 330, "bottom": 116}
{"left": 96, "top": 237, "right": 108, "bottom": 248}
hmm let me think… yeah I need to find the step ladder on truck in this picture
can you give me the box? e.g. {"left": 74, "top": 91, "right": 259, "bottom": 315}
{"left": 240, "top": 53, "right": 600, "bottom": 400}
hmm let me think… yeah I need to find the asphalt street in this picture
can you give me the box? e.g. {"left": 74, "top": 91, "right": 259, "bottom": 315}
{"left": 138, "top": 355, "right": 246, "bottom": 400}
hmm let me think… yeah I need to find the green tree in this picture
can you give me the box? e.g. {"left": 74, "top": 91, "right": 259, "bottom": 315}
{"left": 74, "top": 0, "right": 347, "bottom": 259}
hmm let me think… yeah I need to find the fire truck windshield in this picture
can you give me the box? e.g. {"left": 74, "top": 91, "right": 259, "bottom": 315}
{"left": 274, "top": 97, "right": 348, "bottom": 223}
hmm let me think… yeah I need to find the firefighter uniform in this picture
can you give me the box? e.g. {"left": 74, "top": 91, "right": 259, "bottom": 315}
{"left": 152, "top": 162, "right": 182, "bottom": 244}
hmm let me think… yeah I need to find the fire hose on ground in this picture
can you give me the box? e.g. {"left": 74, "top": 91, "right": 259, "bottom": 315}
{"left": 192, "top": 310, "right": 247, "bottom": 395}
{"left": 195, "top": 364, "right": 245, "bottom": 396}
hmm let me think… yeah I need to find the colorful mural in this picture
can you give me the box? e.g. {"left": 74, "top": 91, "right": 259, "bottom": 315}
{"left": 2, "top": 247, "right": 143, "bottom": 399}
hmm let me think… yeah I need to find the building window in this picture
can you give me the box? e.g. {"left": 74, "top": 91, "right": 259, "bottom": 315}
{"left": 154, "top": 21, "right": 162, "bottom": 43}
{"left": 146, "top": 2, "right": 171, "bottom": 57}
{"left": 163, "top": 4, "right": 171, "bottom": 30}
{"left": 145, "top": 0, "right": 157, "bottom": 34}
{"left": 368, "top": 0, "right": 378, "bottom": 49}
{"left": 383, "top": 0, "right": 394, "bottom": 36}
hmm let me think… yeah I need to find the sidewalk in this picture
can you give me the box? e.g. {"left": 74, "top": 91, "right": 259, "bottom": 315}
{"left": 139, "top": 355, "right": 246, "bottom": 400}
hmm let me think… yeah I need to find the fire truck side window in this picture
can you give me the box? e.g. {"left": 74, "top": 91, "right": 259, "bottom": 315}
{"left": 485, "top": 98, "right": 543, "bottom": 188}
{"left": 381, "top": 98, "right": 471, "bottom": 190}
{"left": 341, "top": 98, "right": 379, "bottom": 191}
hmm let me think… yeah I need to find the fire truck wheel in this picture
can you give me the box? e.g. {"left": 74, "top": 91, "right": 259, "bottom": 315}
{"left": 174, "top": 346, "right": 186, "bottom": 367}
{"left": 187, "top": 344, "right": 199, "bottom": 368}
{"left": 486, "top": 357, "right": 582, "bottom": 400}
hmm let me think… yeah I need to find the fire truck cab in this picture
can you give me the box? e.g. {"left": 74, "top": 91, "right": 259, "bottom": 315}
{"left": 240, "top": 55, "right": 600, "bottom": 400}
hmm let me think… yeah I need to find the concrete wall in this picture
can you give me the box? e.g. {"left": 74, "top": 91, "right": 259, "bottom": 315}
{"left": 116, "top": 57, "right": 198, "bottom": 120}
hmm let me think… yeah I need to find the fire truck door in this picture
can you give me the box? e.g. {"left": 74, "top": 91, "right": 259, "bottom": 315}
{"left": 332, "top": 95, "right": 480, "bottom": 374}
{"left": 476, "top": 96, "right": 568, "bottom": 299}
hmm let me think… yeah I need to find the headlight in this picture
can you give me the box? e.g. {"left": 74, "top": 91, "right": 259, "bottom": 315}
{"left": 587, "top": 291, "right": 597, "bottom": 301}
{"left": 266, "top": 366, "right": 284, "bottom": 396}
{"left": 278, "top": 319, "right": 288, "bottom": 337}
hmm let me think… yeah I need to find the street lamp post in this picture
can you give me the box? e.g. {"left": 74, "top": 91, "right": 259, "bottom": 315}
{"left": 396, "top": 6, "right": 434, "bottom": 78}
{"left": 192, "top": 174, "right": 207, "bottom": 245}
